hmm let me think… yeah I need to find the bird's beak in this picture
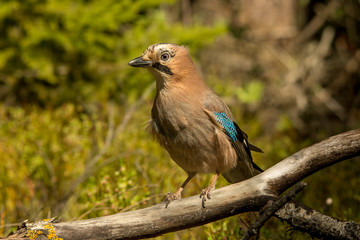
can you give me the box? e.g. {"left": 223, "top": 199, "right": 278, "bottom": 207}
{"left": 128, "top": 57, "right": 153, "bottom": 67}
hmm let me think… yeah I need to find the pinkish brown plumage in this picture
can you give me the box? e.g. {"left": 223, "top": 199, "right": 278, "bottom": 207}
{"left": 129, "top": 43, "right": 262, "bottom": 207}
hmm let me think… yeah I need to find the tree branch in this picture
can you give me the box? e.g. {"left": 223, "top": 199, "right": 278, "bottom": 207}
{"left": 276, "top": 201, "right": 360, "bottom": 240}
{"left": 3, "top": 129, "right": 360, "bottom": 240}
{"left": 242, "top": 182, "right": 307, "bottom": 240}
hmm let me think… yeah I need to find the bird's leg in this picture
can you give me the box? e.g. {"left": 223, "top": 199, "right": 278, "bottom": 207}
{"left": 200, "top": 171, "right": 219, "bottom": 208}
{"left": 164, "top": 172, "right": 196, "bottom": 208}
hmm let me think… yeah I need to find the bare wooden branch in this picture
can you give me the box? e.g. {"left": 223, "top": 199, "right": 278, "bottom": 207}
{"left": 242, "top": 182, "right": 307, "bottom": 240}
{"left": 276, "top": 202, "right": 360, "bottom": 240}
{"left": 3, "top": 129, "right": 360, "bottom": 240}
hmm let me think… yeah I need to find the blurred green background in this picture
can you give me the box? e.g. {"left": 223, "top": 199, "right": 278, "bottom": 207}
{"left": 0, "top": 0, "right": 359, "bottom": 239}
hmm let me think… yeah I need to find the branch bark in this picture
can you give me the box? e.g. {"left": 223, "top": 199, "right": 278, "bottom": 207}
{"left": 3, "top": 129, "right": 360, "bottom": 240}
{"left": 242, "top": 182, "right": 307, "bottom": 240}
{"left": 276, "top": 201, "right": 360, "bottom": 240}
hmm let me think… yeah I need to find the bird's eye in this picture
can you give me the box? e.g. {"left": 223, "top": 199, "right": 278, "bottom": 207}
{"left": 160, "top": 52, "right": 170, "bottom": 61}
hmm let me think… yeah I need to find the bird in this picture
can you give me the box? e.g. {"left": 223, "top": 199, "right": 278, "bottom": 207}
{"left": 128, "top": 43, "right": 262, "bottom": 208}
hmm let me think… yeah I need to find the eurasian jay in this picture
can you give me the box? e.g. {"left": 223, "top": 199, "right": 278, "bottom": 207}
{"left": 128, "top": 43, "right": 262, "bottom": 207}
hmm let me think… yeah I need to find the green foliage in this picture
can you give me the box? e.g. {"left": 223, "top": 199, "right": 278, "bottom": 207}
{"left": 0, "top": 0, "right": 225, "bottom": 106}
{"left": 0, "top": 102, "right": 163, "bottom": 229}
{"left": 235, "top": 81, "right": 264, "bottom": 104}
{"left": 0, "top": 104, "right": 91, "bottom": 219}
{"left": 204, "top": 217, "right": 244, "bottom": 240}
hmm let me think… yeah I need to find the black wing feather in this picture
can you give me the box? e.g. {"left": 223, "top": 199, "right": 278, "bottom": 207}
{"left": 233, "top": 122, "right": 263, "bottom": 172}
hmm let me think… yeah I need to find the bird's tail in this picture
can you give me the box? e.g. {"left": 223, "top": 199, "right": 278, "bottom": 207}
{"left": 222, "top": 138, "right": 263, "bottom": 183}
{"left": 222, "top": 156, "right": 262, "bottom": 237}
{"left": 221, "top": 144, "right": 263, "bottom": 237}
{"left": 221, "top": 157, "right": 262, "bottom": 184}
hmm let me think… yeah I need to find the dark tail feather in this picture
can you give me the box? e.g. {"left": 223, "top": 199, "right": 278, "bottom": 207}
{"left": 252, "top": 162, "right": 263, "bottom": 173}
{"left": 249, "top": 142, "right": 263, "bottom": 172}
{"left": 222, "top": 157, "right": 262, "bottom": 184}
{"left": 249, "top": 143, "right": 263, "bottom": 153}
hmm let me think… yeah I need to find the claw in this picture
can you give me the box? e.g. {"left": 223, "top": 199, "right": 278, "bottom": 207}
{"left": 199, "top": 172, "right": 219, "bottom": 208}
{"left": 164, "top": 191, "right": 181, "bottom": 208}
{"left": 199, "top": 187, "right": 213, "bottom": 208}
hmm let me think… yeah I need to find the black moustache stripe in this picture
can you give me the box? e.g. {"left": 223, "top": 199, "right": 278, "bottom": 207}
{"left": 152, "top": 62, "right": 173, "bottom": 75}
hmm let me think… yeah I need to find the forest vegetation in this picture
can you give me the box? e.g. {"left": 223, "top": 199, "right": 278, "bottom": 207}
{"left": 0, "top": 0, "right": 359, "bottom": 239}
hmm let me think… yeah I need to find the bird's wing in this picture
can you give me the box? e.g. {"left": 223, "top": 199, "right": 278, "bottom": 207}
{"left": 202, "top": 90, "right": 263, "bottom": 174}
{"left": 212, "top": 111, "right": 262, "bottom": 171}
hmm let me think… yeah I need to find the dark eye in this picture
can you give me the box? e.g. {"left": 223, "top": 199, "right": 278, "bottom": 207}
{"left": 160, "top": 52, "right": 170, "bottom": 61}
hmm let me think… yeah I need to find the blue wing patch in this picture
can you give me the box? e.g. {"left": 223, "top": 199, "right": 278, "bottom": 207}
{"left": 213, "top": 112, "right": 238, "bottom": 141}
{"left": 213, "top": 112, "right": 263, "bottom": 172}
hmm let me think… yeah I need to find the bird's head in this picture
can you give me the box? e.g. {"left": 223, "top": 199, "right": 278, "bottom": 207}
{"left": 128, "top": 43, "right": 203, "bottom": 89}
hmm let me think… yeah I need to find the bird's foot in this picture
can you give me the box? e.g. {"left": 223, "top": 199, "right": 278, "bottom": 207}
{"left": 199, "top": 186, "right": 214, "bottom": 208}
{"left": 164, "top": 190, "right": 182, "bottom": 208}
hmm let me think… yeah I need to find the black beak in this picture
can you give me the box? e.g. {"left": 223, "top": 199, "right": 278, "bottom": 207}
{"left": 128, "top": 57, "right": 152, "bottom": 67}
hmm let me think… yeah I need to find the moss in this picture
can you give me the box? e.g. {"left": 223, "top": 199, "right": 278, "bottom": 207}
{"left": 25, "top": 220, "right": 63, "bottom": 240}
